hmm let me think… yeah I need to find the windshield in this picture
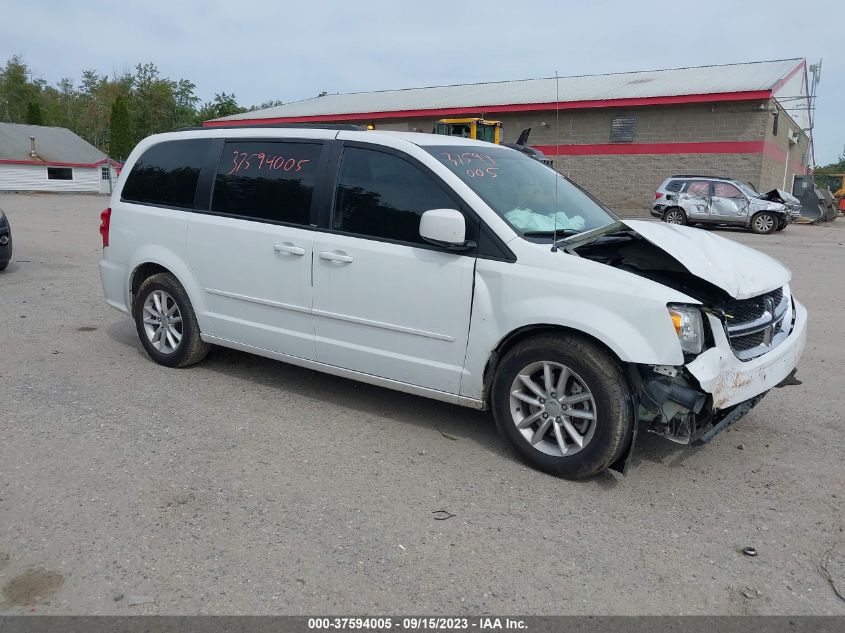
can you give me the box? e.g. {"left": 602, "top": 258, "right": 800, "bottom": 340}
{"left": 735, "top": 180, "right": 759, "bottom": 197}
{"left": 422, "top": 145, "right": 617, "bottom": 237}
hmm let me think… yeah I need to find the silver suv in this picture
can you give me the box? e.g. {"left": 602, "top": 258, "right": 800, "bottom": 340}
{"left": 652, "top": 175, "right": 799, "bottom": 234}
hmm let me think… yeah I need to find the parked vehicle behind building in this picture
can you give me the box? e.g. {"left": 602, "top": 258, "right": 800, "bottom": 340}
{"left": 100, "top": 128, "right": 807, "bottom": 479}
{"left": 652, "top": 175, "right": 797, "bottom": 233}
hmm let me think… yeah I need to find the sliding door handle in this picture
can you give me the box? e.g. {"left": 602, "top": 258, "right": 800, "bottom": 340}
{"left": 319, "top": 250, "right": 354, "bottom": 263}
{"left": 274, "top": 243, "right": 306, "bottom": 256}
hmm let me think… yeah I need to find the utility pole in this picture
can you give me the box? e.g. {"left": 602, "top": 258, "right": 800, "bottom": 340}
{"left": 807, "top": 60, "right": 822, "bottom": 172}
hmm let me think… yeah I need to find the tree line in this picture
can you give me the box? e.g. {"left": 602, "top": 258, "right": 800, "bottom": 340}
{"left": 0, "top": 55, "right": 284, "bottom": 161}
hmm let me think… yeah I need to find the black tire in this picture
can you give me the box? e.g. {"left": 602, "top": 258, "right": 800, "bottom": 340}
{"left": 775, "top": 218, "right": 787, "bottom": 231}
{"left": 133, "top": 272, "right": 209, "bottom": 368}
{"left": 491, "top": 333, "right": 634, "bottom": 479}
{"left": 0, "top": 260, "right": 7, "bottom": 271}
{"left": 750, "top": 212, "right": 778, "bottom": 234}
{"left": 662, "top": 207, "right": 687, "bottom": 225}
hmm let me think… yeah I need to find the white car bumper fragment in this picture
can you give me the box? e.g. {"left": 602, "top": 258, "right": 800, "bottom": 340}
{"left": 686, "top": 300, "right": 808, "bottom": 410}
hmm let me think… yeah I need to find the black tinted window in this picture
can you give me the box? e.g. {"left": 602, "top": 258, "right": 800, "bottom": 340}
{"left": 212, "top": 141, "right": 321, "bottom": 225}
{"left": 665, "top": 180, "right": 685, "bottom": 192}
{"left": 333, "top": 147, "right": 456, "bottom": 244}
{"left": 122, "top": 139, "right": 210, "bottom": 208}
{"left": 47, "top": 167, "right": 73, "bottom": 180}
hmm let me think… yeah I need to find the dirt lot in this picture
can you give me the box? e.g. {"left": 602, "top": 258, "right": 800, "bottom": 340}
{"left": 0, "top": 193, "right": 843, "bottom": 615}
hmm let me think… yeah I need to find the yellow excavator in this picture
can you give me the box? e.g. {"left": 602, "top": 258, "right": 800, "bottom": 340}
{"left": 432, "top": 118, "right": 553, "bottom": 166}
{"left": 433, "top": 118, "right": 503, "bottom": 144}
{"left": 825, "top": 174, "right": 845, "bottom": 213}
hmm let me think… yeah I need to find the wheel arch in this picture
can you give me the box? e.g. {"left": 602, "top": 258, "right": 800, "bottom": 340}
{"left": 130, "top": 262, "right": 170, "bottom": 303}
{"left": 481, "top": 324, "right": 632, "bottom": 406}
{"left": 662, "top": 206, "right": 687, "bottom": 222}
{"left": 126, "top": 249, "right": 209, "bottom": 332}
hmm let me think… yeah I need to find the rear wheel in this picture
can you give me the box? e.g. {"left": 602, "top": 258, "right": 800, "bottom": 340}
{"left": 133, "top": 272, "right": 209, "bottom": 368}
{"left": 663, "top": 208, "right": 687, "bottom": 225}
{"left": 491, "top": 334, "right": 633, "bottom": 479}
{"left": 751, "top": 212, "right": 777, "bottom": 234}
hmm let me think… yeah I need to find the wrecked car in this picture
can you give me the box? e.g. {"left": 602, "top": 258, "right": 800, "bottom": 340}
{"left": 652, "top": 175, "right": 797, "bottom": 233}
{"left": 101, "top": 129, "right": 806, "bottom": 480}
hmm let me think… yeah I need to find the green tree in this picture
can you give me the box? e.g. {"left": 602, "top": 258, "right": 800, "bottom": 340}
{"left": 131, "top": 63, "right": 176, "bottom": 141}
{"left": 250, "top": 99, "right": 284, "bottom": 111}
{"left": 108, "top": 95, "right": 132, "bottom": 160}
{"left": 77, "top": 68, "right": 108, "bottom": 145}
{"left": 196, "top": 92, "right": 245, "bottom": 123}
{"left": 0, "top": 55, "right": 247, "bottom": 150}
{"left": 172, "top": 78, "right": 200, "bottom": 129}
{"left": 0, "top": 55, "right": 41, "bottom": 122}
{"left": 813, "top": 146, "right": 845, "bottom": 188}
{"left": 25, "top": 101, "right": 43, "bottom": 125}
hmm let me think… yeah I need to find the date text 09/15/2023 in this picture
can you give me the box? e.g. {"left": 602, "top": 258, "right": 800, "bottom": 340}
{"left": 307, "top": 616, "right": 527, "bottom": 630}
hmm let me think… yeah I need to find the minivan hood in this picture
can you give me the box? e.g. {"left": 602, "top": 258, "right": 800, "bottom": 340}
{"left": 621, "top": 220, "right": 790, "bottom": 299}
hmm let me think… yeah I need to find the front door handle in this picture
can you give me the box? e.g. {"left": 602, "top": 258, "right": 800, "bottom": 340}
{"left": 319, "top": 250, "right": 354, "bottom": 263}
{"left": 274, "top": 243, "right": 306, "bottom": 256}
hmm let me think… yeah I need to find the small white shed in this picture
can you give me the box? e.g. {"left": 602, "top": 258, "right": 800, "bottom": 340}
{"left": 0, "top": 122, "right": 121, "bottom": 194}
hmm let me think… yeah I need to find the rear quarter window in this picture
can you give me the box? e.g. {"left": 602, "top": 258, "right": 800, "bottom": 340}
{"left": 121, "top": 139, "right": 211, "bottom": 208}
{"left": 664, "top": 180, "right": 685, "bottom": 192}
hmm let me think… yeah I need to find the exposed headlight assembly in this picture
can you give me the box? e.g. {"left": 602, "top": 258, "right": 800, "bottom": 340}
{"left": 667, "top": 305, "right": 704, "bottom": 355}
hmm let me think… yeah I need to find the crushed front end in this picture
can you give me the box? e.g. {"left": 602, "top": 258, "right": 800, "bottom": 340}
{"left": 635, "top": 285, "right": 808, "bottom": 445}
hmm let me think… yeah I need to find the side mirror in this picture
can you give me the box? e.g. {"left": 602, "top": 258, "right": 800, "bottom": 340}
{"left": 419, "top": 209, "right": 474, "bottom": 250}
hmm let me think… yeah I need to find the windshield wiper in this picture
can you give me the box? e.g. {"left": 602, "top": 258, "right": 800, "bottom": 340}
{"left": 522, "top": 229, "right": 583, "bottom": 238}
{"left": 554, "top": 221, "right": 627, "bottom": 253}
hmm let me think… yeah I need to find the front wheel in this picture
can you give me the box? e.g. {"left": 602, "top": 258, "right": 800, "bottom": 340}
{"left": 491, "top": 334, "right": 634, "bottom": 479}
{"left": 133, "top": 272, "right": 210, "bottom": 368}
{"left": 775, "top": 218, "right": 787, "bottom": 231}
{"left": 663, "top": 208, "right": 687, "bottom": 225}
{"left": 751, "top": 212, "right": 778, "bottom": 234}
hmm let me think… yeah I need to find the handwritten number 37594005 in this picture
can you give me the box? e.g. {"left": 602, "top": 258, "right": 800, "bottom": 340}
{"left": 228, "top": 152, "right": 311, "bottom": 175}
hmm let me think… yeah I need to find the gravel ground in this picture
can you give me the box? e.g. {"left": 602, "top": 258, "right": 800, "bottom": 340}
{"left": 0, "top": 193, "right": 843, "bottom": 615}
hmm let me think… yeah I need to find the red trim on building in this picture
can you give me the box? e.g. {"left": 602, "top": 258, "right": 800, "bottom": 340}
{"left": 202, "top": 90, "right": 773, "bottom": 127}
{"left": 0, "top": 158, "right": 121, "bottom": 168}
{"left": 534, "top": 141, "right": 770, "bottom": 156}
{"left": 760, "top": 142, "right": 787, "bottom": 163}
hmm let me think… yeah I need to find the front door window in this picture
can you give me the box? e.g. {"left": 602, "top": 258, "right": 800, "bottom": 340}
{"left": 333, "top": 147, "right": 459, "bottom": 246}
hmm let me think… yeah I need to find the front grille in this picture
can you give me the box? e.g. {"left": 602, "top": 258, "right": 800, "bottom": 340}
{"left": 723, "top": 287, "right": 790, "bottom": 361}
{"left": 723, "top": 288, "right": 783, "bottom": 323}
{"left": 730, "top": 330, "right": 765, "bottom": 351}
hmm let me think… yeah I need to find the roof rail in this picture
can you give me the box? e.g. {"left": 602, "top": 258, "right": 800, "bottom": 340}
{"left": 670, "top": 174, "right": 733, "bottom": 180}
{"left": 184, "top": 122, "right": 365, "bottom": 132}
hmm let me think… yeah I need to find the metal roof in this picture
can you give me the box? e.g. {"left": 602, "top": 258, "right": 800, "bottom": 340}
{"left": 213, "top": 59, "right": 804, "bottom": 123}
{"left": 0, "top": 123, "right": 108, "bottom": 165}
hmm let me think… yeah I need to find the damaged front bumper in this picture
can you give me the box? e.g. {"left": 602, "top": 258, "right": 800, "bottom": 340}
{"left": 687, "top": 299, "right": 807, "bottom": 410}
{"left": 633, "top": 299, "right": 807, "bottom": 446}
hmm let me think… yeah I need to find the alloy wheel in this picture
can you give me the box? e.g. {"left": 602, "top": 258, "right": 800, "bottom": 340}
{"left": 754, "top": 214, "right": 775, "bottom": 233}
{"left": 508, "top": 361, "right": 597, "bottom": 457}
{"left": 665, "top": 210, "right": 684, "bottom": 224}
{"left": 142, "top": 289, "right": 183, "bottom": 355}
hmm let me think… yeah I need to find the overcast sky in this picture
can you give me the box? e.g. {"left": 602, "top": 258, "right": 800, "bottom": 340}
{"left": 3, "top": 0, "right": 842, "bottom": 164}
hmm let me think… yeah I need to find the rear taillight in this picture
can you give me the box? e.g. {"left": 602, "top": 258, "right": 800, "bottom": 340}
{"left": 655, "top": 192, "right": 664, "bottom": 199}
{"left": 100, "top": 207, "right": 111, "bottom": 248}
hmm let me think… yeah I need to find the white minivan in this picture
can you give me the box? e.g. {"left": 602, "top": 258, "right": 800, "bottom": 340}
{"left": 99, "top": 126, "right": 807, "bottom": 478}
